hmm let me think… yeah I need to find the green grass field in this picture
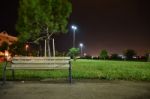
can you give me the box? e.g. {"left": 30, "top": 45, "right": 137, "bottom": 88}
{"left": 0, "top": 59, "right": 150, "bottom": 81}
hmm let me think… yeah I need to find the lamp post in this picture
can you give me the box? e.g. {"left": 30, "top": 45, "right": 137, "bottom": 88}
{"left": 79, "top": 43, "right": 83, "bottom": 57}
{"left": 71, "top": 25, "right": 77, "bottom": 48}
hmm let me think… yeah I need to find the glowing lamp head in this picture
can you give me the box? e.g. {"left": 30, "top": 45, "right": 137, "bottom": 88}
{"left": 71, "top": 25, "right": 77, "bottom": 30}
{"left": 80, "top": 43, "right": 83, "bottom": 47}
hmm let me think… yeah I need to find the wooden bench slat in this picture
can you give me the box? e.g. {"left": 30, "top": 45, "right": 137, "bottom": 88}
{"left": 13, "top": 57, "right": 70, "bottom": 60}
{"left": 12, "top": 61, "right": 69, "bottom": 64}
{"left": 12, "top": 64, "right": 69, "bottom": 67}
{"left": 7, "top": 67, "right": 69, "bottom": 70}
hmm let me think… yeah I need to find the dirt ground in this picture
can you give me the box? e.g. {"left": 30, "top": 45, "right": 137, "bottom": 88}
{"left": 0, "top": 80, "right": 150, "bottom": 99}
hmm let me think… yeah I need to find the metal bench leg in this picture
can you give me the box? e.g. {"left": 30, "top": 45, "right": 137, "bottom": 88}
{"left": 2, "top": 61, "right": 7, "bottom": 84}
{"left": 69, "top": 61, "right": 72, "bottom": 83}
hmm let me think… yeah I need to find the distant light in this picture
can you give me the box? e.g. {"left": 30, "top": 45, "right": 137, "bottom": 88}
{"left": 71, "top": 25, "right": 77, "bottom": 30}
{"left": 25, "top": 44, "right": 29, "bottom": 48}
{"left": 84, "top": 53, "right": 87, "bottom": 56}
{"left": 5, "top": 50, "right": 9, "bottom": 57}
{"left": 79, "top": 43, "right": 83, "bottom": 47}
{"left": 25, "top": 44, "right": 29, "bottom": 51}
{"left": 133, "top": 56, "right": 137, "bottom": 59}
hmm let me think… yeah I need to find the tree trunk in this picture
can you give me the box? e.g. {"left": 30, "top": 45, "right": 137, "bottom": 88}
{"left": 52, "top": 38, "right": 55, "bottom": 57}
{"left": 44, "top": 39, "right": 47, "bottom": 57}
{"left": 48, "top": 38, "right": 51, "bottom": 57}
{"left": 148, "top": 54, "right": 150, "bottom": 62}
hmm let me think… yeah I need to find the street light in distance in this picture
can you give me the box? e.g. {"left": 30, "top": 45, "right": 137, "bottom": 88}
{"left": 71, "top": 25, "right": 77, "bottom": 48}
{"left": 79, "top": 43, "right": 83, "bottom": 57}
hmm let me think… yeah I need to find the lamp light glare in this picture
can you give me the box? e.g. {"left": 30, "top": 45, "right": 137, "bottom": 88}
{"left": 71, "top": 25, "right": 77, "bottom": 30}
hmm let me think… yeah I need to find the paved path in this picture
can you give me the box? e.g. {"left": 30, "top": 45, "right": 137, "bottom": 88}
{"left": 0, "top": 80, "right": 150, "bottom": 99}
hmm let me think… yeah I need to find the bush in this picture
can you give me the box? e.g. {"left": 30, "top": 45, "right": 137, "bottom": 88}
{"left": 68, "top": 47, "right": 79, "bottom": 61}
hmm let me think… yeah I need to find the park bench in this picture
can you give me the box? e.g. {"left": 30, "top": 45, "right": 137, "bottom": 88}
{"left": 2, "top": 57, "right": 72, "bottom": 84}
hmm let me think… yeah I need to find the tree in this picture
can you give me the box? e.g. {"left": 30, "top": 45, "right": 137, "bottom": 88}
{"left": 111, "top": 53, "right": 120, "bottom": 60}
{"left": 145, "top": 50, "right": 150, "bottom": 62}
{"left": 124, "top": 49, "right": 136, "bottom": 60}
{"left": 68, "top": 48, "right": 79, "bottom": 61}
{"left": 16, "top": 0, "right": 72, "bottom": 56}
{"left": 16, "top": 0, "right": 72, "bottom": 42}
{"left": 148, "top": 54, "right": 150, "bottom": 62}
{"left": 0, "top": 41, "right": 9, "bottom": 52}
{"left": 9, "top": 42, "right": 26, "bottom": 56}
{"left": 99, "top": 49, "right": 108, "bottom": 60}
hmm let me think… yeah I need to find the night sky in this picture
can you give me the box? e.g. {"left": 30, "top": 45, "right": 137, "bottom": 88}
{"left": 0, "top": 0, "right": 150, "bottom": 56}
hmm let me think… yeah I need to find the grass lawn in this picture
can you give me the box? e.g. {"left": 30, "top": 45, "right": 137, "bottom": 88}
{"left": 0, "top": 59, "right": 150, "bottom": 81}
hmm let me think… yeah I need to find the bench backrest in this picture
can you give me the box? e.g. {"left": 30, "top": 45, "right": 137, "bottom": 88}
{"left": 11, "top": 57, "right": 71, "bottom": 69}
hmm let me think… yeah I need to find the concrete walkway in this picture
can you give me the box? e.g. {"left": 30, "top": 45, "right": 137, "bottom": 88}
{"left": 0, "top": 80, "right": 150, "bottom": 99}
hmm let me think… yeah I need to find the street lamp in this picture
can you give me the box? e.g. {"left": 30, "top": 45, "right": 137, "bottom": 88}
{"left": 79, "top": 43, "right": 83, "bottom": 57}
{"left": 71, "top": 25, "right": 77, "bottom": 48}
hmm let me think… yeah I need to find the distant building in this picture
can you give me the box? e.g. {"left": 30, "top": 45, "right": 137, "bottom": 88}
{"left": 0, "top": 31, "right": 18, "bottom": 46}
